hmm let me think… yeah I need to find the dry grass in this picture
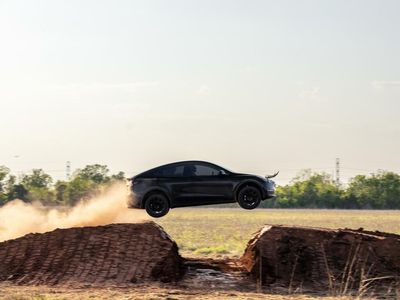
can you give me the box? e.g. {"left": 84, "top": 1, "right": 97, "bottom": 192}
{"left": 157, "top": 208, "right": 400, "bottom": 257}
{"left": 0, "top": 283, "right": 364, "bottom": 300}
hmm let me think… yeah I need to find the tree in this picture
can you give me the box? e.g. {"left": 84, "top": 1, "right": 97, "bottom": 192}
{"left": 59, "top": 164, "right": 111, "bottom": 205}
{"left": 60, "top": 165, "right": 125, "bottom": 206}
{"left": 345, "top": 172, "right": 400, "bottom": 209}
{"left": 73, "top": 164, "right": 110, "bottom": 184}
{"left": 21, "top": 169, "right": 55, "bottom": 204}
{"left": 63, "top": 176, "right": 97, "bottom": 206}
{"left": 380, "top": 172, "right": 400, "bottom": 209}
{"left": 4, "top": 174, "right": 28, "bottom": 202}
{"left": 55, "top": 180, "right": 68, "bottom": 204}
{"left": 111, "top": 171, "right": 125, "bottom": 182}
{"left": 22, "top": 169, "right": 52, "bottom": 189}
{"left": 0, "top": 166, "right": 10, "bottom": 205}
{"left": 269, "top": 170, "right": 343, "bottom": 208}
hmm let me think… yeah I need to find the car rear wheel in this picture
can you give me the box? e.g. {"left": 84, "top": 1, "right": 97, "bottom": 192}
{"left": 145, "top": 193, "right": 170, "bottom": 218}
{"left": 237, "top": 186, "right": 261, "bottom": 209}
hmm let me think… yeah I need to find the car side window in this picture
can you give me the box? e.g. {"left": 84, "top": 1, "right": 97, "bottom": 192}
{"left": 193, "top": 164, "right": 221, "bottom": 176}
{"left": 173, "top": 166, "right": 184, "bottom": 176}
{"left": 183, "top": 165, "right": 196, "bottom": 176}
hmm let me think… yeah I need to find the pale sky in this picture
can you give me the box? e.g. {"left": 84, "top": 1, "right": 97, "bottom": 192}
{"left": 1, "top": 0, "right": 399, "bottom": 184}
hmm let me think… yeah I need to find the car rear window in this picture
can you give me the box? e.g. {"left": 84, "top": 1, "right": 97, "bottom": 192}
{"left": 152, "top": 165, "right": 184, "bottom": 177}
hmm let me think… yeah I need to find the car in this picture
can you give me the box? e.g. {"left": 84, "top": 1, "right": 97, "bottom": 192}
{"left": 127, "top": 160, "right": 277, "bottom": 217}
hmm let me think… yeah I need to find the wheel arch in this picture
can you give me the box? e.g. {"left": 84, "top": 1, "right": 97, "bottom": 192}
{"left": 142, "top": 188, "right": 171, "bottom": 209}
{"left": 234, "top": 180, "right": 263, "bottom": 201}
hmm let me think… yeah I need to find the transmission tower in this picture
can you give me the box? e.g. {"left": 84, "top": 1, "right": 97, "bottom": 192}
{"left": 335, "top": 158, "right": 340, "bottom": 185}
{"left": 66, "top": 161, "right": 71, "bottom": 180}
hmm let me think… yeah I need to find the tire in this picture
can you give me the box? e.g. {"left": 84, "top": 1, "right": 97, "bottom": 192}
{"left": 144, "top": 193, "right": 170, "bottom": 218}
{"left": 237, "top": 186, "right": 261, "bottom": 210}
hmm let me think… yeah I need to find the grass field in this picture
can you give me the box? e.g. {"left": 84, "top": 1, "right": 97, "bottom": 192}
{"left": 157, "top": 208, "right": 400, "bottom": 257}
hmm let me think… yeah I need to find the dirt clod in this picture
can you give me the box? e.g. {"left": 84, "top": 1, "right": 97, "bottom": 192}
{"left": 241, "top": 225, "right": 400, "bottom": 291}
{"left": 0, "top": 222, "right": 183, "bottom": 286}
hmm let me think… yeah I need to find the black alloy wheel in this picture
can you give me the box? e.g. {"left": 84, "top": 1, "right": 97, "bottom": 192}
{"left": 237, "top": 186, "right": 261, "bottom": 209}
{"left": 145, "top": 193, "right": 170, "bottom": 218}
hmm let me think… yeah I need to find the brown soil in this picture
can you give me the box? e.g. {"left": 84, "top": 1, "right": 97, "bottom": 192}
{"left": 0, "top": 222, "right": 399, "bottom": 298}
{"left": 0, "top": 222, "right": 183, "bottom": 286}
{"left": 241, "top": 225, "right": 400, "bottom": 292}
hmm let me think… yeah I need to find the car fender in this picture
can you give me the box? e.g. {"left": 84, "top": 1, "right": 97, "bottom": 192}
{"left": 234, "top": 180, "right": 264, "bottom": 200}
{"left": 141, "top": 187, "right": 172, "bottom": 208}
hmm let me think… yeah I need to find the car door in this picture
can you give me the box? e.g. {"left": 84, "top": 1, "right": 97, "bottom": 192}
{"left": 171, "top": 163, "right": 234, "bottom": 207}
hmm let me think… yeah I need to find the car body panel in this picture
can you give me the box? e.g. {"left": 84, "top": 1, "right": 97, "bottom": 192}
{"left": 170, "top": 175, "right": 234, "bottom": 207}
{"left": 128, "top": 160, "right": 276, "bottom": 209}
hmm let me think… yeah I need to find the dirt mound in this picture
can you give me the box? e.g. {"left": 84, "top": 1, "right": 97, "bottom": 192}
{"left": 241, "top": 225, "right": 400, "bottom": 291}
{"left": 0, "top": 222, "right": 183, "bottom": 286}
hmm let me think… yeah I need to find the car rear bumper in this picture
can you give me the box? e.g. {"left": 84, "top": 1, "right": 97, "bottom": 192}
{"left": 127, "top": 191, "right": 142, "bottom": 208}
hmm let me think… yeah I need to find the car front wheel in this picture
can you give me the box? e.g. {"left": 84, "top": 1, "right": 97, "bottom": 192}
{"left": 237, "top": 186, "right": 261, "bottom": 209}
{"left": 144, "top": 193, "right": 170, "bottom": 218}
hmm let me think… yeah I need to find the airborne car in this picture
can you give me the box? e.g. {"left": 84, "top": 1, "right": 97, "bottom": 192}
{"left": 128, "top": 160, "right": 277, "bottom": 217}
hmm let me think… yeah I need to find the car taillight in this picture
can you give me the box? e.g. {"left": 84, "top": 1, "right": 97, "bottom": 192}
{"left": 131, "top": 179, "right": 140, "bottom": 189}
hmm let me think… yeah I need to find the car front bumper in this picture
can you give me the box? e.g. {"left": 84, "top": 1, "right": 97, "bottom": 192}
{"left": 263, "top": 188, "right": 276, "bottom": 199}
{"left": 262, "top": 180, "right": 276, "bottom": 199}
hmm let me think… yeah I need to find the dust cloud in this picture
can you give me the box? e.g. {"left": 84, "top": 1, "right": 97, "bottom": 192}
{"left": 0, "top": 183, "right": 149, "bottom": 242}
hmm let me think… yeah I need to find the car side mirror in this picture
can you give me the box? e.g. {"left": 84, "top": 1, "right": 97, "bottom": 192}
{"left": 219, "top": 170, "right": 226, "bottom": 175}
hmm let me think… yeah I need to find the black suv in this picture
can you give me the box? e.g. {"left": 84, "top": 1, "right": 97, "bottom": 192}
{"left": 128, "top": 160, "right": 277, "bottom": 217}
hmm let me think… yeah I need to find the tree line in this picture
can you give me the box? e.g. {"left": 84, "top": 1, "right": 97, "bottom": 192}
{"left": 0, "top": 164, "right": 125, "bottom": 206}
{"left": 1, "top": 165, "right": 400, "bottom": 209}
{"left": 262, "top": 169, "right": 400, "bottom": 209}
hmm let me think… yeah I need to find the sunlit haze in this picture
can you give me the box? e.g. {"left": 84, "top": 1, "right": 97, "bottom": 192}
{"left": 1, "top": 0, "right": 399, "bottom": 184}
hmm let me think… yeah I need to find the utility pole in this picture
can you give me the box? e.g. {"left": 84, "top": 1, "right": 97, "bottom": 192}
{"left": 335, "top": 158, "right": 340, "bottom": 185}
{"left": 66, "top": 161, "right": 71, "bottom": 180}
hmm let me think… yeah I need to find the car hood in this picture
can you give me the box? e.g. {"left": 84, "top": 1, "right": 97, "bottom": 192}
{"left": 233, "top": 173, "right": 267, "bottom": 182}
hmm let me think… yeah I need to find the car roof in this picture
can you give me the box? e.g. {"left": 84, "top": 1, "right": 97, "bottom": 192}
{"left": 133, "top": 160, "right": 230, "bottom": 178}
{"left": 153, "top": 160, "right": 223, "bottom": 169}
{"left": 163, "top": 160, "right": 215, "bottom": 165}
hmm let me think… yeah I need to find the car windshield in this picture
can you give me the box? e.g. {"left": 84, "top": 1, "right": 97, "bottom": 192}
{"left": 214, "top": 164, "right": 233, "bottom": 174}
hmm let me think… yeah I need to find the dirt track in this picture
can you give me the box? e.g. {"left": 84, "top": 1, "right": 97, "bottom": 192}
{"left": 0, "top": 222, "right": 399, "bottom": 298}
